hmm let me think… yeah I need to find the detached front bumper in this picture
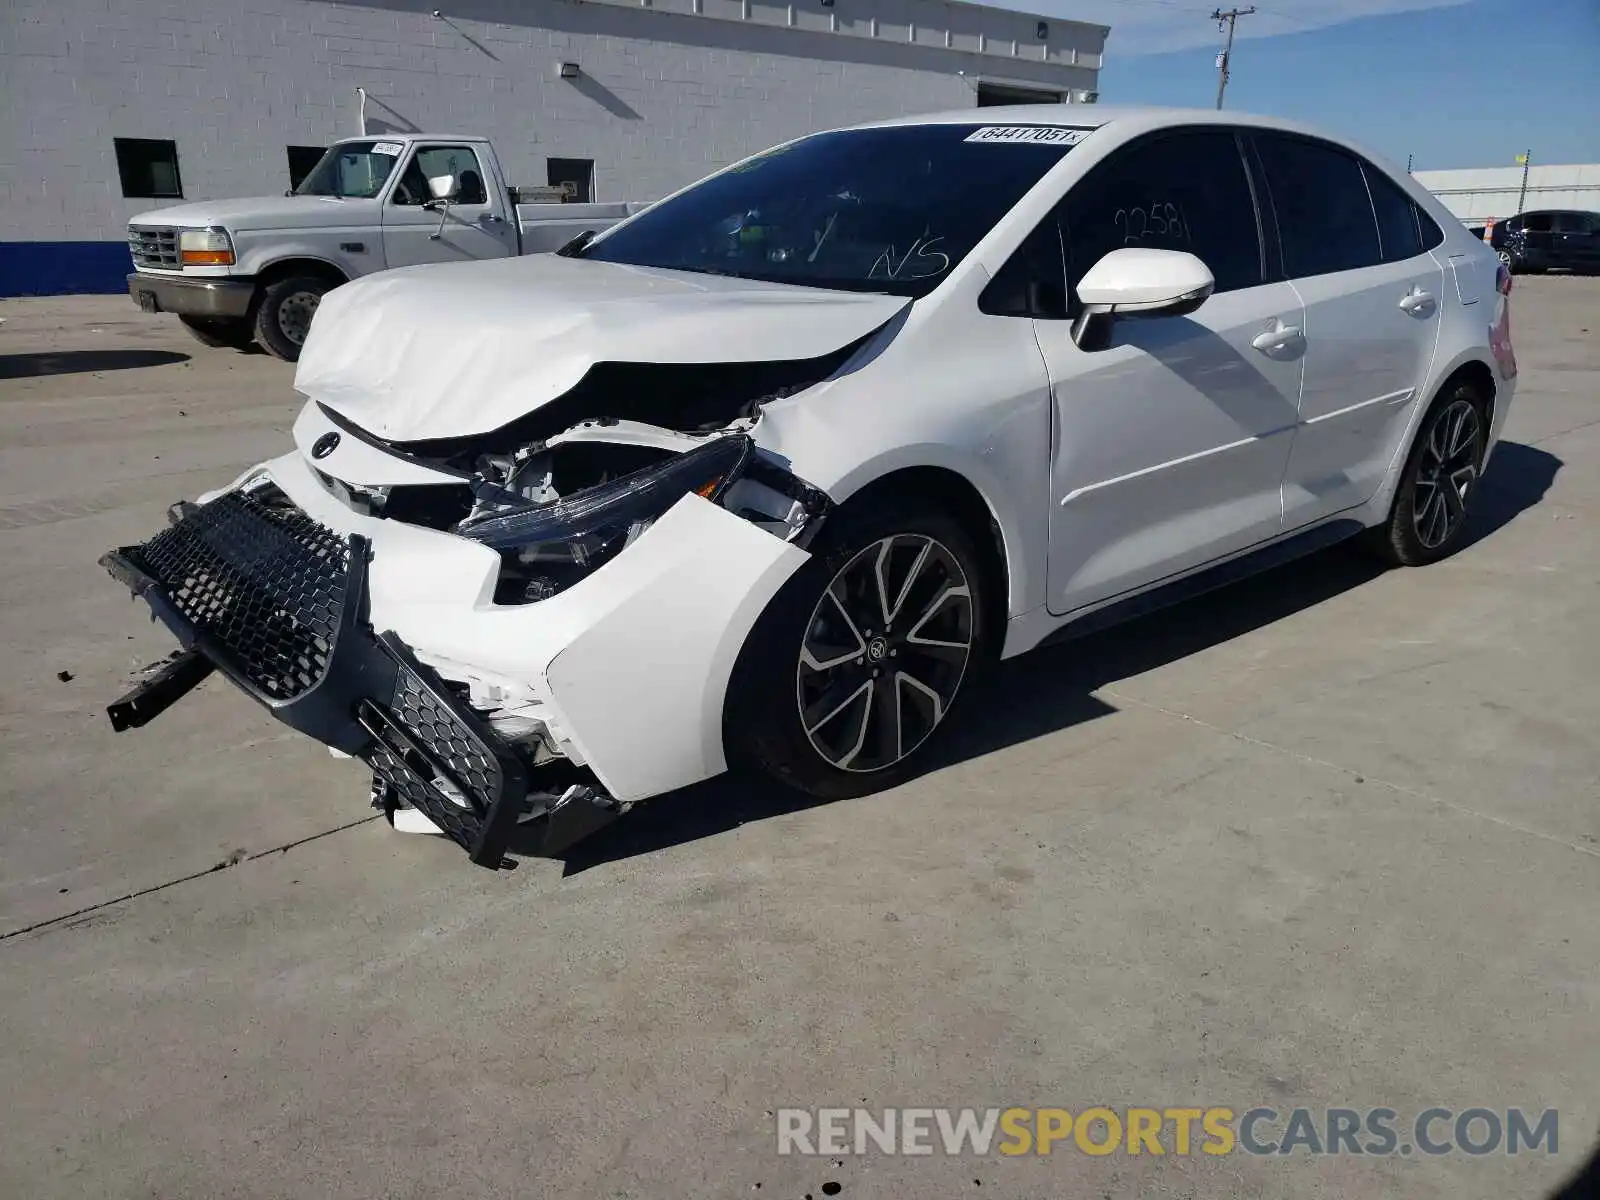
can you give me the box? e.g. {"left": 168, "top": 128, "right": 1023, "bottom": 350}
{"left": 102, "top": 491, "right": 615, "bottom": 867}
{"left": 102, "top": 449, "right": 812, "bottom": 868}
{"left": 128, "top": 272, "right": 255, "bottom": 319}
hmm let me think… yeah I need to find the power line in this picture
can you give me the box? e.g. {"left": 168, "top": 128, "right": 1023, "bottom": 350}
{"left": 1210, "top": 6, "right": 1256, "bottom": 109}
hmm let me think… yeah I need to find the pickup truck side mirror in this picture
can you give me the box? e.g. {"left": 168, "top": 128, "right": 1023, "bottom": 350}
{"left": 425, "top": 174, "right": 459, "bottom": 239}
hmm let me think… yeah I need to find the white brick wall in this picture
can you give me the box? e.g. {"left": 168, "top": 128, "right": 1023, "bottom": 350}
{"left": 0, "top": 0, "right": 1102, "bottom": 243}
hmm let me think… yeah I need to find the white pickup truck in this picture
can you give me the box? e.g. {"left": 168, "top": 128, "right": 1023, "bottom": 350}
{"left": 126, "top": 134, "right": 648, "bottom": 361}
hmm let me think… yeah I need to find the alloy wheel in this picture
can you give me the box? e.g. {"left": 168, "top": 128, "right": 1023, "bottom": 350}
{"left": 278, "top": 290, "right": 322, "bottom": 346}
{"left": 796, "top": 534, "right": 973, "bottom": 773}
{"left": 1412, "top": 398, "right": 1482, "bottom": 550}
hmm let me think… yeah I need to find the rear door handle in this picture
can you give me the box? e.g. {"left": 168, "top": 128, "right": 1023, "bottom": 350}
{"left": 1399, "top": 288, "right": 1436, "bottom": 315}
{"left": 1251, "top": 321, "right": 1303, "bottom": 354}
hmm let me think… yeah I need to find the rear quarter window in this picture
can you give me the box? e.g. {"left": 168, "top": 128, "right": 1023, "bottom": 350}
{"left": 1415, "top": 206, "right": 1445, "bottom": 250}
{"left": 1362, "top": 162, "right": 1423, "bottom": 262}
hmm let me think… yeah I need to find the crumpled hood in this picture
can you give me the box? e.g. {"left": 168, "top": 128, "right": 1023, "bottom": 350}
{"left": 293, "top": 254, "right": 908, "bottom": 441}
{"left": 128, "top": 196, "right": 380, "bottom": 231}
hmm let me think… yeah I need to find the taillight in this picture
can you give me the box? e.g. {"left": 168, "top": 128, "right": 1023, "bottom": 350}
{"left": 1496, "top": 263, "right": 1513, "bottom": 296}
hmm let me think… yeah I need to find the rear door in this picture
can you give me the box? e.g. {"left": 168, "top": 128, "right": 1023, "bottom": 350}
{"left": 381, "top": 143, "right": 517, "bottom": 266}
{"left": 1253, "top": 134, "right": 1444, "bottom": 527}
{"left": 1552, "top": 211, "right": 1600, "bottom": 270}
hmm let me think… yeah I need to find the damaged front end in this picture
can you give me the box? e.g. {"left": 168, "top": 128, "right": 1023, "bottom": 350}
{"left": 102, "top": 394, "right": 832, "bottom": 869}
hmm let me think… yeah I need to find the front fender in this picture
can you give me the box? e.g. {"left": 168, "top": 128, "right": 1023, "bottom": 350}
{"left": 232, "top": 235, "right": 367, "bottom": 281}
{"left": 821, "top": 441, "right": 1043, "bottom": 623}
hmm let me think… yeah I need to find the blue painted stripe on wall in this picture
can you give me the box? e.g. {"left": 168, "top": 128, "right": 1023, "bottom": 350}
{"left": 0, "top": 242, "right": 133, "bottom": 298}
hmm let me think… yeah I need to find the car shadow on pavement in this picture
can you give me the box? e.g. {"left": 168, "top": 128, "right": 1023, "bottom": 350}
{"left": 555, "top": 440, "right": 1561, "bottom": 875}
{"left": 0, "top": 349, "right": 191, "bottom": 379}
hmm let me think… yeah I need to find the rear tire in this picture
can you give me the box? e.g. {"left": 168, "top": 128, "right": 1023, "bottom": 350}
{"left": 1363, "top": 379, "right": 1488, "bottom": 567}
{"left": 252, "top": 275, "right": 333, "bottom": 362}
{"left": 178, "top": 315, "right": 254, "bottom": 351}
{"left": 726, "top": 498, "right": 990, "bottom": 801}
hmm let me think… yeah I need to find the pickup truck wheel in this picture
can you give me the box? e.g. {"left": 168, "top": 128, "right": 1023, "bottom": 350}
{"left": 253, "top": 275, "right": 331, "bottom": 361}
{"left": 177, "top": 316, "right": 255, "bottom": 351}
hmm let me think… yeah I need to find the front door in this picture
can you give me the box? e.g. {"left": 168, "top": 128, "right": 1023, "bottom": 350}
{"left": 382, "top": 143, "right": 517, "bottom": 267}
{"left": 1042, "top": 128, "right": 1305, "bottom": 616}
{"left": 1251, "top": 134, "right": 1445, "bottom": 526}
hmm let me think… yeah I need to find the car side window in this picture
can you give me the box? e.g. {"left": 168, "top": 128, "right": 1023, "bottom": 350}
{"left": 1254, "top": 134, "right": 1381, "bottom": 278}
{"left": 1060, "top": 129, "right": 1263, "bottom": 302}
{"left": 1553, "top": 212, "right": 1593, "bottom": 233}
{"left": 1362, "top": 162, "right": 1423, "bottom": 262}
{"left": 392, "top": 146, "right": 489, "bottom": 206}
{"left": 1521, "top": 213, "right": 1552, "bottom": 233}
{"left": 1414, "top": 204, "right": 1445, "bottom": 251}
{"left": 979, "top": 216, "right": 1068, "bottom": 319}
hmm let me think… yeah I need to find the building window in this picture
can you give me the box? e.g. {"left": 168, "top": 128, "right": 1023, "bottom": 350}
{"left": 976, "top": 83, "right": 1061, "bottom": 107}
{"left": 547, "top": 158, "right": 594, "bottom": 203}
{"left": 114, "top": 138, "right": 183, "bottom": 199}
{"left": 287, "top": 146, "right": 328, "bottom": 192}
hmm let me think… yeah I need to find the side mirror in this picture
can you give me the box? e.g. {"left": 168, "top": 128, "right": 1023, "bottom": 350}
{"left": 1071, "top": 248, "right": 1215, "bottom": 351}
{"left": 425, "top": 174, "right": 458, "bottom": 239}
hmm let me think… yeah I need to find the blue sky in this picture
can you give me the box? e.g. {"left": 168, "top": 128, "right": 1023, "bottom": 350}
{"left": 1016, "top": 0, "right": 1599, "bottom": 170}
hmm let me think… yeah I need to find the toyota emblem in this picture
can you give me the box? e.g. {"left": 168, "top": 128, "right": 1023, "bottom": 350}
{"left": 311, "top": 432, "right": 341, "bottom": 460}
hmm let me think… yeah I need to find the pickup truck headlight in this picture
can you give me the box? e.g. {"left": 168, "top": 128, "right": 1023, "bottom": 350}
{"left": 457, "top": 434, "right": 754, "bottom": 604}
{"left": 179, "top": 228, "right": 235, "bottom": 266}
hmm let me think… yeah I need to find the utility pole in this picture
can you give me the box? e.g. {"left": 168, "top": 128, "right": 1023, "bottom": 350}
{"left": 1406, "top": 153, "right": 1414, "bottom": 174}
{"left": 1211, "top": 7, "right": 1256, "bottom": 110}
{"left": 1514, "top": 150, "right": 1532, "bottom": 217}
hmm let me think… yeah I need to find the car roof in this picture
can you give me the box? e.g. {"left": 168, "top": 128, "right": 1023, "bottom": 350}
{"left": 333, "top": 133, "right": 490, "bottom": 144}
{"left": 850, "top": 104, "right": 1343, "bottom": 141}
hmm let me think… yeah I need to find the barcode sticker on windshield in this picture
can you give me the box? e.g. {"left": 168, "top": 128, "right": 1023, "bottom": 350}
{"left": 964, "top": 126, "right": 1093, "bottom": 146}
{"left": 371, "top": 141, "right": 403, "bottom": 156}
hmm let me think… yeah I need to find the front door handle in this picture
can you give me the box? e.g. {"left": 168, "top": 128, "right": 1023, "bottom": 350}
{"left": 1399, "top": 288, "right": 1436, "bottom": 315}
{"left": 1251, "top": 321, "right": 1303, "bottom": 354}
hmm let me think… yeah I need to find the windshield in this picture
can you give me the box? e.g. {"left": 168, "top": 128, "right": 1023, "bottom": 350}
{"left": 578, "top": 123, "right": 1092, "bottom": 297}
{"left": 294, "top": 140, "right": 405, "bottom": 199}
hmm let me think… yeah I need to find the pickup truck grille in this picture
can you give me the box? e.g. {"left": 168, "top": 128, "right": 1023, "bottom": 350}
{"left": 128, "top": 226, "right": 180, "bottom": 269}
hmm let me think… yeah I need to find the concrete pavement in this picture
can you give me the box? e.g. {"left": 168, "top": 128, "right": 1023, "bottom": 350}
{"left": 1, "top": 283, "right": 1595, "bottom": 1199}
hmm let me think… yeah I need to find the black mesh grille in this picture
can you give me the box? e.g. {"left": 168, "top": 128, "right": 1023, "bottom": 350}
{"left": 369, "top": 743, "right": 483, "bottom": 850}
{"left": 120, "top": 491, "right": 351, "bottom": 701}
{"left": 361, "top": 667, "right": 509, "bottom": 856}
{"left": 392, "top": 671, "right": 500, "bottom": 803}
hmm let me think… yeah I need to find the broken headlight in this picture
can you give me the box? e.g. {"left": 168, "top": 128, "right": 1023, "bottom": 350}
{"left": 457, "top": 433, "right": 754, "bottom": 604}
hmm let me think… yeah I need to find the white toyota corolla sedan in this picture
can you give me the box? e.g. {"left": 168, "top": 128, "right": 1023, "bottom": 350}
{"left": 104, "top": 106, "right": 1518, "bottom": 867}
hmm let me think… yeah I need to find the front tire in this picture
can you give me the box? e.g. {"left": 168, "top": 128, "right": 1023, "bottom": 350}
{"left": 252, "top": 275, "right": 332, "bottom": 361}
{"left": 1365, "top": 380, "right": 1488, "bottom": 566}
{"left": 727, "top": 499, "right": 990, "bottom": 800}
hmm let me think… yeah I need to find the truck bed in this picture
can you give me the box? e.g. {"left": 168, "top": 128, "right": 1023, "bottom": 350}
{"left": 515, "top": 202, "right": 651, "bottom": 253}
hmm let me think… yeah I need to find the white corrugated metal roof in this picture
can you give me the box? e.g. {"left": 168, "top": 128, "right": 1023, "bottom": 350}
{"left": 1411, "top": 163, "right": 1600, "bottom": 223}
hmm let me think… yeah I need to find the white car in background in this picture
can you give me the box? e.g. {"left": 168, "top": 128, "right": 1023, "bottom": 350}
{"left": 103, "top": 106, "right": 1518, "bottom": 868}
